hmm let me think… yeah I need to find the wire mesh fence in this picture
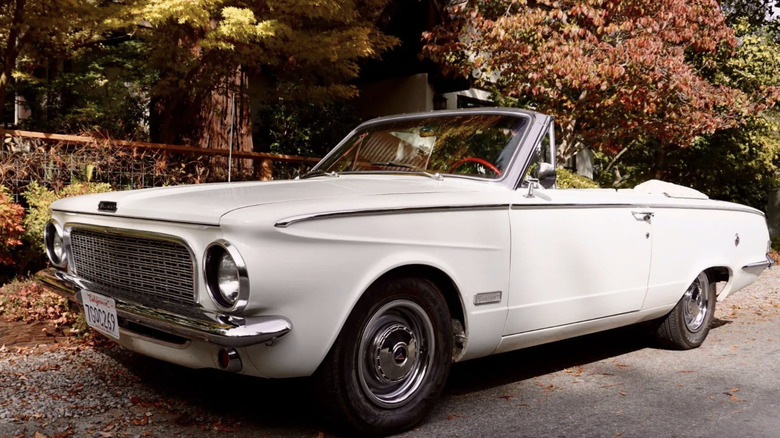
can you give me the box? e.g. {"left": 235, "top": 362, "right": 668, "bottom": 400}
{"left": 0, "top": 132, "right": 318, "bottom": 204}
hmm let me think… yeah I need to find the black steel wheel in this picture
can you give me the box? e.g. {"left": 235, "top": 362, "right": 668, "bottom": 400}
{"left": 316, "top": 277, "right": 452, "bottom": 436}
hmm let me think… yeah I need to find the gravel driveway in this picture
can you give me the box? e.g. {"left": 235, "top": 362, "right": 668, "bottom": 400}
{"left": 2, "top": 267, "right": 778, "bottom": 438}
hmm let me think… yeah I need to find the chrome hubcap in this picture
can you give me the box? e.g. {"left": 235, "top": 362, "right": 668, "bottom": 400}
{"left": 358, "top": 300, "right": 434, "bottom": 408}
{"left": 682, "top": 272, "right": 710, "bottom": 332}
{"left": 374, "top": 324, "right": 417, "bottom": 381}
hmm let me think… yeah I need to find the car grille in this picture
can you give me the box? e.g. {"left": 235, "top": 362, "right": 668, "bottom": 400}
{"left": 69, "top": 228, "right": 196, "bottom": 305}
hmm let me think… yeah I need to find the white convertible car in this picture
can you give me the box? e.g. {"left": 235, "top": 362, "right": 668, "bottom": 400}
{"left": 37, "top": 108, "right": 773, "bottom": 435}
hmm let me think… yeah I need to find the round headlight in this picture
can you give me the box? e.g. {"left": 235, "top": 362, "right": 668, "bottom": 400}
{"left": 205, "top": 241, "right": 248, "bottom": 312}
{"left": 44, "top": 220, "right": 67, "bottom": 268}
{"left": 216, "top": 252, "right": 240, "bottom": 305}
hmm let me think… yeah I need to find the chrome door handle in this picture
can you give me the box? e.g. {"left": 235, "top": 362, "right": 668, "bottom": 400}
{"left": 632, "top": 211, "right": 654, "bottom": 222}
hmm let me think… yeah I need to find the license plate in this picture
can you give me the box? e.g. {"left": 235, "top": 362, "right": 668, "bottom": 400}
{"left": 81, "top": 291, "right": 120, "bottom": 340}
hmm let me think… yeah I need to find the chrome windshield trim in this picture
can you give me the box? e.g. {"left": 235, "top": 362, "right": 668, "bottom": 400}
{"left": 308, "top": 108, "right": 542, "bottom": 190}
{"left": 274, "top": 204, "right": 510, "bottom": 228}
{"left": 742, "top": 255, "right": 774, "bottom": 274}
{"left": 35, "top": 268, "right": 292, "bottom": 348}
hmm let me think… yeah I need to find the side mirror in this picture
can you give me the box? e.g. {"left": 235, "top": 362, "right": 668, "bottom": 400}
{"left": 538, "top": 162, "right": 557, "bottom": 189}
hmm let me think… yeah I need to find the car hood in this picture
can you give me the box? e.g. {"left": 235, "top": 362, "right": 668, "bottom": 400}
{"left": 51, "top": 176, "right": 496, "bottom": 226}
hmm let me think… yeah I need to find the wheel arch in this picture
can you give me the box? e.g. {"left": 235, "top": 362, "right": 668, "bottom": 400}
{"left": 703, "top": 266, "right": 731, "bottom": 285}
{"left": 369, "top": 264, "right": 467, "bottom": 360}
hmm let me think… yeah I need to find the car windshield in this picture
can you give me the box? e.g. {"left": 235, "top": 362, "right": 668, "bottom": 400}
{"left": 313, "top": 113, "right": 530, "bottom": 180}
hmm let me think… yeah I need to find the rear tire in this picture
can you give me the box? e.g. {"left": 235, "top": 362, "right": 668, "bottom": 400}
{"left": 316, "top": 277, "right": 452, "bottom": 436}
{"left": 655, "top": 271, "right": 716, "bottom": 349}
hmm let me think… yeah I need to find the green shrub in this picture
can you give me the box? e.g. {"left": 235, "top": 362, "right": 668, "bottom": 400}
{"left": 23, "top": 181, "right": 112, "bottom": 252}
{"left": 0, "top": 186, "right": 25, "bottom": 266}
{"left": 556, "top": 168, "right": 601, "bottom": 189}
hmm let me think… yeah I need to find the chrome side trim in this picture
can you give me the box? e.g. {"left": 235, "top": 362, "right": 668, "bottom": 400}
{"left": 275, "top": 204, "right": 511, "bottom": 228}
{"left": 510, "top": 203, "right": 764, "bottom": 217}
{"left": 742, "top": 255, "right": 775, "bottom": 274}
{"left": 651, "top": 204, "right": 764, "bottom": 217}
{"left": 512, "top": 203, "right": 638, "bottom": 210}
{"left": 35, "top": 268, "right": 292, "bottom": 348}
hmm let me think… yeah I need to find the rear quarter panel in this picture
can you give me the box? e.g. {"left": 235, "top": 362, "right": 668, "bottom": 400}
{"left": 644, "top": 202, "right": 769, "bottom": 309}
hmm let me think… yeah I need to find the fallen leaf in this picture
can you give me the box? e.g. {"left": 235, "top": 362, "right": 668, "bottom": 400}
{"left": 35, "top": 432, "right": 48, "bottom": 438}
{"left": 211, "top": 422, "right": 235, "bottom": 432}
{"left": 498, "top": 395, "right": 515, "bottom": 401}
{"left": 619, "top": 392, "right": 627, "bottom": 396}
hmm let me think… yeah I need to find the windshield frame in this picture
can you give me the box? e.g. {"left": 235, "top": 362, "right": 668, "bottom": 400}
{"left": 308, "top": 108, "right": 543, "bottom": 188}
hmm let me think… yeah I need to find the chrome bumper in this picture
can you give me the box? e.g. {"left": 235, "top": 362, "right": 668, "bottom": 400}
{"left": 35, "top": 268, "right": 292, "bottom": 348}
{"left": 741, "top": 254, "right": 775, "bottom": 275}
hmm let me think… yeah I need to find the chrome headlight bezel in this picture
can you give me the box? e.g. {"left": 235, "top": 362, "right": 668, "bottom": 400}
{"left": 44, "top": 220, "right": 67, "bottom": 269}
{"left": 204, "top": 240, "right": 249, "bottom": 313}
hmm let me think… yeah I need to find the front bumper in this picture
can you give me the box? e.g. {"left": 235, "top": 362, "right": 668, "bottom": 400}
{"left": 35, "top": 268, "right": 292, "bottom": 348}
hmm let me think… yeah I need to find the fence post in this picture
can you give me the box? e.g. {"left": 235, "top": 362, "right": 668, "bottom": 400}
{"left": 259, "top": 158, "right": 273, "bottom": 181}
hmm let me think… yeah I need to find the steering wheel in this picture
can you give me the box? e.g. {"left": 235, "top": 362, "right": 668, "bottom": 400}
{"left": 448, "top": 157, "right": 501, "bottom": 176}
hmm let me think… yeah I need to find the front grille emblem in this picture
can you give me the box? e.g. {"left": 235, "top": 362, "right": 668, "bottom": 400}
{"left": 98, "top": 201, "right": 117, "bottom": 213}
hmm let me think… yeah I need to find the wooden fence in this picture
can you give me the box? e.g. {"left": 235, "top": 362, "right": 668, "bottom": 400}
{"left": 0, "top": 129, "right": 321, "bottom": 184}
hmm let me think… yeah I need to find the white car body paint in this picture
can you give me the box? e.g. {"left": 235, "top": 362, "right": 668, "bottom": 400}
{"left": 40, "top": 109, "right": 772, "bottom": 381}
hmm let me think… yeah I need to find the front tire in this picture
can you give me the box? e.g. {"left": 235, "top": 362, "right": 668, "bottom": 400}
{"left": 655, "top": 271, "right": 716, "bottom": 349}
{"left": 316, "top": 277, "right": 452, "bottom": 436}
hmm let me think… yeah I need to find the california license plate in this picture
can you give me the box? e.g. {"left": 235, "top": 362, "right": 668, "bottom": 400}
{"left": 81, "top": 291, "right": 120, "bottom": 340}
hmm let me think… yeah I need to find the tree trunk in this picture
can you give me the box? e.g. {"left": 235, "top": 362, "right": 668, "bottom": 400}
{"left": 0, "top": 71, "right": 9, "bottom": 122}
{"left": 0, "top": 0, "right": 28, "bottom": 123}
{"left": 195, "top": 68, "right": 252, "bottom": 150}
{"left": 556, "top": 118, "right": 578, "bottom": 164}
{"left": 194, "top": 67, "right": 254, "bottom": 178}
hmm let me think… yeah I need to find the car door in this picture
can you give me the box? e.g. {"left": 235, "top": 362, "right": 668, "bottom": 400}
{"left": 503, "top": 130, "right": 652, "bottom": 336}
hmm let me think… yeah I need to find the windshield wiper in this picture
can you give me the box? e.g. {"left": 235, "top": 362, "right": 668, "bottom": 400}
{"left": 299, "top": 169, "right": 339, "bottom": 180}
{"left": 370, "top": 161, "right": 444, "bottom": 181}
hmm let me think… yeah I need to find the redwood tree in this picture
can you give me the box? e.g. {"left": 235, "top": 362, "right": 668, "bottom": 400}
{"left": 424, "top": 0, "right": 778, "bottom": 163}
{"left": 125, "top": 0, "right": 397, "bottom": 150}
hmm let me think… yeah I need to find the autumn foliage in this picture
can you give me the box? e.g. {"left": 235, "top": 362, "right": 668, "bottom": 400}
{"left": 424, "top": 0, "right": 780, "bottom": 162}
{"left": 0, "top": 187, "right": 24, "bottom": 266}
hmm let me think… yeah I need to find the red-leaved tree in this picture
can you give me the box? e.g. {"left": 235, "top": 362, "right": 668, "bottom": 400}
{"left": 424, "top": 0, "right": 778, "bottom": 163}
